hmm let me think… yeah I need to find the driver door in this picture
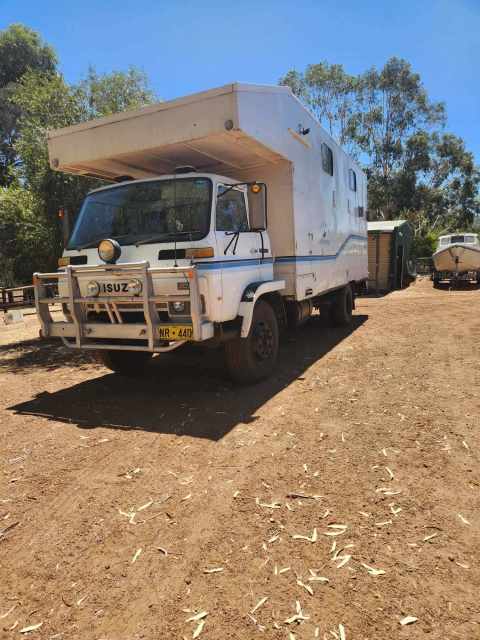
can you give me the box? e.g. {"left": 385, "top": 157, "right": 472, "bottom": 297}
{"left": 215, "top": 185, "right": 261, "bottom": 319}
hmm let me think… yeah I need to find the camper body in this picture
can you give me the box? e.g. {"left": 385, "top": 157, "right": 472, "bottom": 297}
{"left": 34, "top": 83, "right": 367, "bottom": 382}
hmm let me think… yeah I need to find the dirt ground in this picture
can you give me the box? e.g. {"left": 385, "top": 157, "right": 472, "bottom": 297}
{"left": 0, "top": 277, "right": 479, "bottom": 640}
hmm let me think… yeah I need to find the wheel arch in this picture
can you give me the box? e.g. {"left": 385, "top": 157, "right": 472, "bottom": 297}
{"left": 238, "top": 280, "right": 285, "bottom": 338}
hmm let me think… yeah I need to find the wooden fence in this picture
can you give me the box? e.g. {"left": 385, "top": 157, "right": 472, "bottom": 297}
{"left": 0, "top": 285, "right": 35, "bottom": 312}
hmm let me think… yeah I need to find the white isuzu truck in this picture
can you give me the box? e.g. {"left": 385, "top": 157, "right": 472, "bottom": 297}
{"left": 34, "top": 83, "right": 367, "bottom": 383}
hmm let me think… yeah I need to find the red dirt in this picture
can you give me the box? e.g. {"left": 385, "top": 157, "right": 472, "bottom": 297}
{"left": 0, "top": 278, "right": 479, "bottom": 639}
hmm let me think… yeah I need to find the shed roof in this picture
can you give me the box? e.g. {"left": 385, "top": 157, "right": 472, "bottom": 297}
{"left": 368, "top": 219, "right": 407, "bottom": 232}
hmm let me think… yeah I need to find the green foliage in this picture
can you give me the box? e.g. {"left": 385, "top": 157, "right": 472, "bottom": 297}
{"left": 280, "top": 62, "right": 358, "bottom": 150}
{"left": 280, "top": 57, "right": 480, "bottom": 230}
{"left": 11, "top": 71, "right": 99, "bottom": 259}
{"left": 5, "top": 62, "right": 157, "bottom": 284}
{"left": 411, "top": 232, "right": 437, "bottom": 259}
{"left": 0, "top": 24, "right": 57, "bottom": 186}
{"left": 77, "top": 66, "right": 156, "bottom": 117}
{"left": 0, "top": 186, "right": 53, "bottom": 286}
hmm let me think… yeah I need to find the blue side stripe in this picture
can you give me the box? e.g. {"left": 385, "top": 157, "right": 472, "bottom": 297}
{"left": 195, "top": 235, "right": 367, "bottom": 270}
{"left": 276, "top": 234, "right": 367, "bottom": 264}
{"left": 197, "top": 257, "right": 274, "bottom": 270}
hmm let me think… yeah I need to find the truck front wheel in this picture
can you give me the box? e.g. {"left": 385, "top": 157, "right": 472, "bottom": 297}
{"left": 97, "top": 350, "right": 153, "bottom": 376}
{"left": 225, "top": 300, "right": 279, "bottom": 384}
{"left": 330, "top": 284, "right": 353, "bottom": 327}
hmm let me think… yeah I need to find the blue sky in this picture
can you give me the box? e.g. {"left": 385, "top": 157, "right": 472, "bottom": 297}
{"left": 1, "top": 0, "right": 479, "bottom": 162}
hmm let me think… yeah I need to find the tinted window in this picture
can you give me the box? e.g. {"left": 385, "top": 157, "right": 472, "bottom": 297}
{"left": 216, "top": 187, "right": 248, "bottom": 232}
{"left": 321, "top": 143, "right": 334, "bottom": 176}
{"left": 349, "top": 169, "right": 357, "bottom": 191}
{"left": 67, "top": 178, "right": 212, "bottom": 249}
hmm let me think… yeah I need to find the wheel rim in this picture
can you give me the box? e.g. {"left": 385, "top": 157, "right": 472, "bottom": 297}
{"left": 252, "top": 320, "right": 275, "bottom": 361}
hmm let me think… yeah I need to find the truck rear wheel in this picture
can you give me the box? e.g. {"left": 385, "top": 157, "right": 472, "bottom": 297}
{"left": 330, "top": 285, "right": 353, "bottom": 327}
{"left": 225, "top": 299, "right": 279, "bottom": 384}
{"left": 97, "top": 350, "right": 153, "bottom": 376}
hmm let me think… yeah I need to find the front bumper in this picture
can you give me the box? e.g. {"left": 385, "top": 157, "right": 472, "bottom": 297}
{"left": 33, "top": 261, "right": 213, "bottom": 352}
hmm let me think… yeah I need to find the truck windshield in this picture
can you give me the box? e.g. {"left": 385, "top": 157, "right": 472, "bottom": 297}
{"left": 67, "top": 177, "right": 212, "bottom": 250}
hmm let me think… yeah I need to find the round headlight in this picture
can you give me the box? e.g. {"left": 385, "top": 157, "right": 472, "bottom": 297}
{"left": 127, "top": 279, "right": 142, "bottom": 296}
{"left": 172, "top": 301, "right": 185, "bottom": 313}
{"left": 98, "top": 238, "right": 121, "bottom": 264}
{"left": 87, "top": 280, "right": 100, "bottom": 297}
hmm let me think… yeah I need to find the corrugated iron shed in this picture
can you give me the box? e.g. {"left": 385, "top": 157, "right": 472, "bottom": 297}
{"left": 368, "top": 219, "right": 413, "bottom": 291}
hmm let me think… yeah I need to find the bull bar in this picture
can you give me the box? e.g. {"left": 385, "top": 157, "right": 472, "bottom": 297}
{"left": 33, "top": 261, "right": 213, "bottom": 352}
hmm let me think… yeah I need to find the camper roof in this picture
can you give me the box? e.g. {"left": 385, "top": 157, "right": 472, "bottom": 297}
{"left": 47, "top": 82, "right": 360, "bottom": 182}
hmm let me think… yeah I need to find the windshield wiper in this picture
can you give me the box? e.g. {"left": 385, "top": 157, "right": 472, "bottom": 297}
{"left": 135, "top": 231, "right": 196, "bottom": 246}
{"left": 74, "top": 234, "right": 132, "bottom": 251}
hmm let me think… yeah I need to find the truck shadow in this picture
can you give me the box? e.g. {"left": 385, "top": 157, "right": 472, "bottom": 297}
{"left": 8, "top": 314, "right": 367, "bottom": 441}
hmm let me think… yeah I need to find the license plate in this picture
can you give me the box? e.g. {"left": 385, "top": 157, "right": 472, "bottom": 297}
{"left": 98, "top": 281, "right": 131, "bottom": 295}
{"left": 158, "top": 325, "right": 193, "bottom": 341}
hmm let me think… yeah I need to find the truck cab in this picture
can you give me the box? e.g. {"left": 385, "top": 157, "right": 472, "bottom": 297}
{"left": 34, "top": 83, "right": 368, "bottom": 383}
{"left": 35, "top": 171, "right": 285, "bottom": 382}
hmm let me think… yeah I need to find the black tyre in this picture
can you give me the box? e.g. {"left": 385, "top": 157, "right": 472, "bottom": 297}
{"left": 97, "top": 350, "right": 153, "bottom": 376}
{"left": 225, "top": 300, "right": 279, "bottom": 384}
{"left": 330, "top": 285, "right": 353, "bottom": 327}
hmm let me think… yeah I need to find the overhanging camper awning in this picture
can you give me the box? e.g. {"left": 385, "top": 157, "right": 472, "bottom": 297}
{"left": 47, "top": 84, "right": 290, "bottom": 181}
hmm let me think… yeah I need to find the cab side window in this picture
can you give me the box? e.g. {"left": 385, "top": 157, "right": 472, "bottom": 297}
{"left": 216, "top": 188, "right": 248, "bottom": 232}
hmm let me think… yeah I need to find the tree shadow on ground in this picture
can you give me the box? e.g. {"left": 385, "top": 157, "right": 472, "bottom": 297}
{"left": 0, "top": 337, "right": 93, "bottom": 373}
{"left": 8, "top": 314, "right": 368, "bottom": 441}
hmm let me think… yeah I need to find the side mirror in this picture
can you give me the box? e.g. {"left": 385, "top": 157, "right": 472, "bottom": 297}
{"left": 248, "top": 183, "right": 267, "bottom": 231}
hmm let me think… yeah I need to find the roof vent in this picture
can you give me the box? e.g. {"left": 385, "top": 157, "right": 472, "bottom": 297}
{"left": 174, "top": 165, "right": 196, "bottom": 174}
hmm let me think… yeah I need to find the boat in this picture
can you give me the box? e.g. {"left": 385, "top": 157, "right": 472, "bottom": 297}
{"left": 432, "top": 233, "right": 480, "bottom": 284}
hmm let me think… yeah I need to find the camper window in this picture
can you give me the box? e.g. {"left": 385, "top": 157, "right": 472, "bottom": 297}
{"left": 321, "top": 143, "right": 334, "bottom": 176}
{"left": 216, "top": 187, "right": 248, "bottom": 232}
{"left": 349, "top": 169, "right": 357, "bottom": 191}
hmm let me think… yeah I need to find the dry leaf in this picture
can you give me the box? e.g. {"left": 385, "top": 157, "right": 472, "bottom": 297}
{"left": 293, "top": 528, "right": 318, "bottom": 543}
{"left": 186, "top": 611, "right": 208, "bottom": 623}
{"left": 361, "top": 563, "right": 385, "bottom": 576}
{"left": 297, "top": 580, "right": 313, "bottom": 595}
{"left": 131, "top": 548, "right": 142, "bottom": 563}
{"left": 256, "top": 498, "right": 281, "bottom": 509}
{"left": 0, "top": 605, "right": 16, "bottom": 619}
{"left": 20, "top": 622, "right": 43, "bottom": 633}
{"left": 251, "top": 597, "right": 268, "bottom": 614}
{"left": 335, "top": 555, "right": 351, "bottom": 569}
{"left": 323, "top": 524, "right": 347, "bottom": 537}
{"left": 192, "top": 619, "right": 205, "bottom": 638}
{"left": 423, "top": 533, "right": 438, "bottom": 542}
